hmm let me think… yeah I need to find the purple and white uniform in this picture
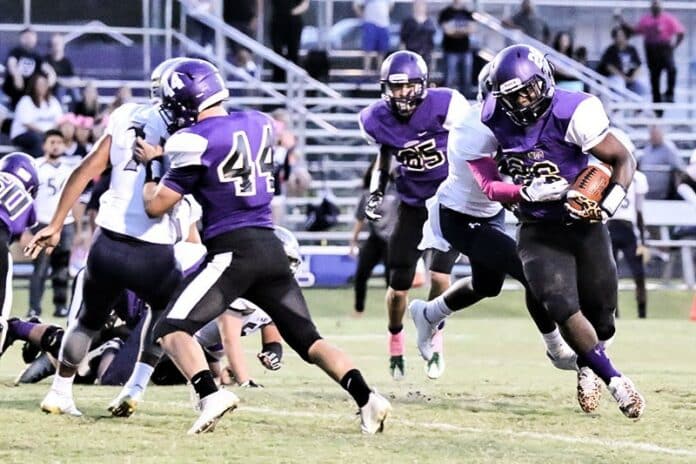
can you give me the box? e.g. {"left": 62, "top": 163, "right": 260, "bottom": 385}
{"left": 359, "top": 88, "right": 469, "bottom": 207}
{"left": 162, "top": 110, "right": 275, "bottom": 240}
{"left": 480, "top": 90, "right": 610, "bottom": 221}
{"left": 0, "top": 172, "right": 36, "bottom": 241}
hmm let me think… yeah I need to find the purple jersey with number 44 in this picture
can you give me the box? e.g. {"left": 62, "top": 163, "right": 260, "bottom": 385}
{"left": 359, "top": 88, "right": 466, "bottom": 207}
{"left": 162, "top": 111, "right": 275, "bottom": 240}
{"left": 0, "top": 172, "right": 36, "bottom": 241}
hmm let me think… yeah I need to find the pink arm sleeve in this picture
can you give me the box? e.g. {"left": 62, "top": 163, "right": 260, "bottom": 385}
{"left": 467, "top": 157, "right": 522, "bottom": 203}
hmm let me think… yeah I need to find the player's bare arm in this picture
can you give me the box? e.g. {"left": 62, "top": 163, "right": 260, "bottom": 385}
{"left": 25, "top": 134, "right": 111, "bottom": 259}
{"left": 142, "top": 181, "right": 182, "bottom": 218}
{"left": 590, "top": 131, "right": 636, "bottom": 190}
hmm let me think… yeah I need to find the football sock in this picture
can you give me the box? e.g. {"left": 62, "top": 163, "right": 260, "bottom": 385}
{"left": 424, "top": 296, "right": 452, "bottom": 325}
{"left": 51, "top": 373, "right": 75, "bottom": 395}
{"left": 578, "top": 344, "right": 621, "bottom": 385}
{"left": 191, "top": 370, "right": 218, "bottom": 399}
{"left": 340, "top": 369, "right": 371, "bottom": 408}
{"left": 388, "top": 324, "right": 403, "bottom": 335}
{"left": 125, "top": 362, "right": 154, "bottom": 392}
{"left": 9, "top": 318, "right": 35, "bottom": 340}
{"left": 389, "top": 330, "right": 405, "bottom": 356}
{"left": 541, "top": 328, "right": 567, "bottom": 357}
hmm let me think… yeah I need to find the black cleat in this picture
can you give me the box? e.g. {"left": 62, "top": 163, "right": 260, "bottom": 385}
{"left": 53, "top": 307, "right": 69, "bottom": 318}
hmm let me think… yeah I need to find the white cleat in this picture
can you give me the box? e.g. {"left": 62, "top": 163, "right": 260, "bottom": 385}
{"left": 360, "top": 391, "right": 391, "bottom": 434}
{"left": 187, "top": 389, "right": 240, "bottom": 435}
{"left": 577, "top": 367, "right": 602, "bottom": 413}
{"left": 41, "top": 389, "right": 83, "bottom": 417}
{"left": 425, "top": 352, "right": 445, "bottom": 379}
{"left": 108, "top": 387, "right": 143, "bottom": 418}
{"left": 409, "top": 299, "right": 437, "bottom": 361}
{"left": 608, "top": 376, "right": 645, "bottom": 420}
{"left": 546, "top": 346, "right": 578, "bottom": 371}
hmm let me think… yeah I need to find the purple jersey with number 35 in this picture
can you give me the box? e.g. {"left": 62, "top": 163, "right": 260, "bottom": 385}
{"left": 162, "top": 111, "right": 275, "bottom": 240}
{"left": 0, "top": 172, "right": 36, "bottom": 241}
{"left": 359, "top": 88, "right": 468, "bottom": 207}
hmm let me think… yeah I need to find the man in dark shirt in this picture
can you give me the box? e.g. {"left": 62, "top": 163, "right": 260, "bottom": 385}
{"left": 270, "top": 0, "right": 310, "bottom": 82}
{"left": 598, "top": 27, "right": 648, "bottom": 98}
{"left": 45, "top": 34, "right": 78, "bottom": 105}
{"left": 438, "top": 0, "right": 474, "bottom": 95}
{"left": 504, "top": 0, "right": 550, "bottom": 44}
{"left": 3, "top": 28, "right": 56, "bottom": 109}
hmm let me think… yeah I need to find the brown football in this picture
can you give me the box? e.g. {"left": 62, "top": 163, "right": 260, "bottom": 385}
{"left": 567, "top": 163, "right": 613, "bottom": 206}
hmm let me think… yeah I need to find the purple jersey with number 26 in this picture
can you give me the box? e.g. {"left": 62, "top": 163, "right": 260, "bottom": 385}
{"left": 162, "top": 111, "right": 275, "bottom": 240}
{"left": 0, "top": 172, "right": 36, "bottom": 241}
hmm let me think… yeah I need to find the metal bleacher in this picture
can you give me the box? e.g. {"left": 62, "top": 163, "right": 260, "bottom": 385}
{"left": 1, "top": 0, "right": 695, "bottom": 287}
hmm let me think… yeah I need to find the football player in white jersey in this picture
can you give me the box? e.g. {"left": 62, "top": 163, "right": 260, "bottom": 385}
{"left": 28, "top": 129, "right": 81, "bottom": 318}
{"left": 25, "top": 58, "right": 186, "bottom": 417}
{"left": 411, "top": 63, "right": 576, "bottom": 373}
{"left": 607, "top": 166, "right": 649, "bottom": 318}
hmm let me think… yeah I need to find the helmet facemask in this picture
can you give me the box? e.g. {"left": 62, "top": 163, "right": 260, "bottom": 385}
{"left": 495, "top": 75, "right": 553, "bottom": 126}
{"left": 382, "top": 79, "right": 426, "bottom": 118}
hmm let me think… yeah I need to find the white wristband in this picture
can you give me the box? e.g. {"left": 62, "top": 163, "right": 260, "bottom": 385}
{"left": 600, "top": 183, "right": 626, "bottom": 216}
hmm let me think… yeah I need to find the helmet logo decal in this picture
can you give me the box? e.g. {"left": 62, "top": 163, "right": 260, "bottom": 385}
{"left": 527, "top": 49, "right": 545, "bottom": 68}
{"left": 15, "top": 167, "right": 32, "bottom": 183}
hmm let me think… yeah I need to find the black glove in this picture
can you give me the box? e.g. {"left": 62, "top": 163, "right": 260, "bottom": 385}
{"left": 364, "top": 192, "right": 384, "bottom": 221}
{"left": 145, "top": 158, "right": 164, "bottom": 184}
{"left": 258, "top": 342, "right": 282, "bottom": 370}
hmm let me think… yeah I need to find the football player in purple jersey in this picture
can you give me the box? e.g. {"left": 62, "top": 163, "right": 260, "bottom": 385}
{"left": 358, "top": 51, "right": 466, "bottom": 380}
{"left": 143, "top": 58, "right": 390, "bottom": 435}
{"left": 471, "top": 44, "right": 644, "bottom": 418}
{"left": 0, "top": 152, "right": 38, "bottom": 355}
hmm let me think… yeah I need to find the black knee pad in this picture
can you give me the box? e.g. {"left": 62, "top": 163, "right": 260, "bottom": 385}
{"left": 284, "top": 327, "right": 322, "bottom": 363}
{"left": 472, "top": 279, "right": 503, "bottom": 298}
{"left": 541, "top": 294, "right": 579, "bottom": 324}
{"left": 389, "top": 267, "right": 415, "bottom": 291}
{"left": 39, "top": 326, "right": 64, "bottom": 359}
{"left": 152, "top": 317, "right": 190, "bottom": 341}
{"left": 593, "top": 312, "right": 616, "bottom": 342}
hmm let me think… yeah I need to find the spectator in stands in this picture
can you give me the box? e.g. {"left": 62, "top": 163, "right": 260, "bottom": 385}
{"left": 57, "top": 113, "right": 87, "bottom": 159}
{"left": 224, "top": 0, "right": 258, "bottom": 39}
{"left": 354, "top": 0, "right": 394, "bottom": 74}
{"left": 608, "top": 169, "right": 649, "bottom": 319}
{"left": 637, "top": 125, "right": 687, "bottom": 200}
{"left": 503, "top": 0, "right": 550, "bottom": 44}
{"left": 269, "top": 0, "right": 310, "bottom": 82}
{"left": 598, "top": 26, "right": 649, "bottom": 100}
{"left": 350, "top": 161, "right": 398, "bottom": 318}
{"left": 438, "top": 0, "right": 475, "bottom": 96}
{"left": 73, "top": 81, "right": 102, "bottom": 118}
{"left": 74, "top": 115, "right": 95, "bottom": 153}
{"left": 45, "top": 33, "right": 78, "bottom": 106}
{"left": 400, "top": 0, "right": 437, "bottom": 69}
{"left": 2, "top": 27, "right": 56, "bottom": 109}
{"left": 108, "top": 86, "right": 132, "bottom": 113}
{"left": 28, "top": 129, "right": 80, "bottom": 318}
{"left": 10, "top": 74, "right": 64, "bottom": 157}
{"left": 617, "top": 1, "right": 684, "bottom": 106}
{"left": 550, "top": 31, "right": 582, "bottom": 91}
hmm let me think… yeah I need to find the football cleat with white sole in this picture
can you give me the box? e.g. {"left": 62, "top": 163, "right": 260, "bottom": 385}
{"left": 41, "top": 389, "right": 82, "bottom": 417}
{"left": 188, "top": 389, "right": 240, "bottom": 435}
{"left": 359, "top": 391, "right": 391, "bottom": 434}
{"left": 108, "top": 387, "right": 143, "bottom": 418}
{"left": 546, "top": 346, "right": 578, "bottom": 371}
{"left": 608, "top": 376, "right": 645, "bottom": 419}
{"left": 409, "top": 299, "right": 437, "bottom": 361}
{"left": 425, "top": 352, "right": 445, "bottom": 379}
{"left": 577, "top": 367, "right": 602, "bottom": 413}
{"left": 15, "top": 352, "right": 56, "bottom": 385}
{"left": 389, "top": 355, "right": 405, "bottom": 380}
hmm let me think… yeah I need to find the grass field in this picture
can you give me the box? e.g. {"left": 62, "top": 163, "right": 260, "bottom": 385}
{"left": 1, "top": 285, "right": 695, "bottom": 463}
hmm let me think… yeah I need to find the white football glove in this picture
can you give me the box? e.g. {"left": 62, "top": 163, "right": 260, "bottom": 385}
{"left": 364, "top": 192, "right": 384, "bottom": 221}
{"left": 520, "top": 177, "right": 570, "bottom": 202}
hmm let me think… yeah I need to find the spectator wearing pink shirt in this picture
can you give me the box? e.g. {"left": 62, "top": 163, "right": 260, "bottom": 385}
{"left": 619, "top": 0, "right": 684, "bottom": 106}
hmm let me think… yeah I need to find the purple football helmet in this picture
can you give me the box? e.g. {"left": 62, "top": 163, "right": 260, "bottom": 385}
{"left": 476, "top": 61, "right": 493, "bottom": 104}
{"left": 159, "top": 58, "right": 229, "bottom": 132}
{"left": 379, "top": 51, "right": 428, "bottom": 118}
{"left": 488, "top": 44, "right": 555, "bottom": 126}
{"left": 0, "top": 152, "right": 39, "bottom": 197}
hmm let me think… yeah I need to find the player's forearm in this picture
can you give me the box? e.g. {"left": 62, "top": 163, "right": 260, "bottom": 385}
{"left": 467, "top": 158, "right": 522, "bottom": 203}
{"left": 370, "top": 148, "right": 391, "bottom": 195}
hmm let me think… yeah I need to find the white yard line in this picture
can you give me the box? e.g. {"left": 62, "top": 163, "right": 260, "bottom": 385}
{"left": 240, "top": 406, "right": 696, "bottom": 458}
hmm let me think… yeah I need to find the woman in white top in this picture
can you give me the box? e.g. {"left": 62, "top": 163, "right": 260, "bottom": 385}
{"left": 10, "top": 73, "right": 63, "bottom": 157}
